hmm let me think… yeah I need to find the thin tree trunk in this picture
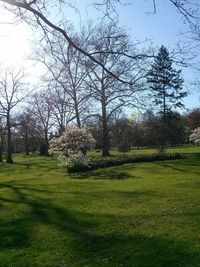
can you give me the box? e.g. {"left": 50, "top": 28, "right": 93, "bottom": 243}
{"left": 101, "top": 93, "right": 110, "bottom": 157}
{"left": 74, "top": 95, "right": 81, "bottom": 127}
{"left": 75, "top": 106, "right": 81, "bottom": 128}
{"left": 25, "top": 128, "right": 29, "bottom": 155}
{"left": 160, "top": 87, "right": 167, "bottom": 154}
{"left": 6, "top": 115, "right": 13, "bottom": 163}
{"left": 102, "top": 122, "right": 110, "bottom": 156}
{"left": 44, "top": 129, "right": 49, "bottom": 156}
{"left": 0, "top": 133, "right": 4, "bottom": 162}
{"left": 0, "top": 147, "right": 3, "bottom": 162}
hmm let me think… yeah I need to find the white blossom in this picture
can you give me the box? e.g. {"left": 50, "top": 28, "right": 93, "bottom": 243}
{"left": 49, "top": 125, "right": 95, "bottom": 167}
{"left": 189, "top": 127, "right": 200, "bottom": 145}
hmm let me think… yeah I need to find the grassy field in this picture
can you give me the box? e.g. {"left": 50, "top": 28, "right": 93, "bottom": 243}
{"left": 0, "top": 146, "right": 200, "bottom": 266}
{"left": 88, "top": 145, "right": 200, "bottom": 160}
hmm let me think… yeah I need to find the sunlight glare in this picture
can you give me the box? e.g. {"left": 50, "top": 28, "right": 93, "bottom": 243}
{"left": 0, "top": 8, "right": 30, "bottom": 67}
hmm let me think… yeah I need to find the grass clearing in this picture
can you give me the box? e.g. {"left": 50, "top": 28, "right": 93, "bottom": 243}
{"left": 0, "top": 146, "right": 200, "bottom": 266}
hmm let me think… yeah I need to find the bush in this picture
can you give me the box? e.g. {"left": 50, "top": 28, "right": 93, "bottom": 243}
{"left": 49, "top": 126, "right": 95, "bottom": 168}
{"left": 67, "top": 153, "right": 183, "bottom": 173}
{"left": 189, "top": 127, "right": 200, "bottom": 145}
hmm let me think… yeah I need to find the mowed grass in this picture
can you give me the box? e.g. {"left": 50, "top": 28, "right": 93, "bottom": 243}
{"left": 0, "top": 146, "right": 200, "bottom": 266}
{"left": 88, "top": 145, "right": 200, "bottom": 161}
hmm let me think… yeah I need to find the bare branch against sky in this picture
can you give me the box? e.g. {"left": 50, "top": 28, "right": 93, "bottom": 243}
{"left": 0, "top": 0, "right": 200, "bottom": 83}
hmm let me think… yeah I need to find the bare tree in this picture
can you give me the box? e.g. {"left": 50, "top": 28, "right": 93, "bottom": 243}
{"left": 0, "top": 0, "right": 197, "bottom": 81}
{"left": 86, "top": 23, "right": 147, "bottom": 156}
{"left": 48, "top": 86, "right": 75, "bottom": 134}
{"left": 16, "top": 108, "right": 43, "bottom": 155}
{"left": 34, "top": 27, "right": 92, "bottom": 127}
{"left": 30, "top": 90, "right": 54, "bottom": 155}
{"left": 0, "top": 68, "right": 28, "bottom": 163}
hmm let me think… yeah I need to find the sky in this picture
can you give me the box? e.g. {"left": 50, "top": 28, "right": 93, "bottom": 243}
{"left": 0, "top": 8, "right": 42, "bottom": 83}
{"left": 116, "top": 1, "right": 200, "bottom": 111}
{"left": 0, "top": 0, "right": 199, "bottom": 111}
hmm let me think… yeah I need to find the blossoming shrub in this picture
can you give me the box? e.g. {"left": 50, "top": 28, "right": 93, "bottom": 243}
{"left": 189, "top": 127, "right": 200, "bottom": 145}
{"left": 49, "top": 126, "right": 95, "bottom": 170}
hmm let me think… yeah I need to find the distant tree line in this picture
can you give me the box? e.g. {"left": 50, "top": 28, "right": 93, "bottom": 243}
{"left": 0, "top": 104, "right": 199, "bottom": 162}
{"left": 0, "top": 23, "right": 198, "bottom": 162}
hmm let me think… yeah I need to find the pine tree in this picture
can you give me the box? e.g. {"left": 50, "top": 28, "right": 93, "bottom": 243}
{"left": 147, "top": 45, "right": 187, "bottom": 153}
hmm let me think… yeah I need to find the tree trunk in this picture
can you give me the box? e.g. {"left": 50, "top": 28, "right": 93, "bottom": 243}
{"left": 25, "top": 128, "right": 29, "bottom": 155}
{"left": 101, "top": 93, "right": 110, "bottom": 157}
{"left": 0, "top": 147, "right": 3, "bottom": 162}
{"left": 102, "top": 122, "right": 110, "bottom": 156}
{"left": 6, "top": 115, "right": 13, "bottom": 163}
{"left": 74, "top": 95, "right": 81, "bottom": 128}
{"left": 75, "top": 107, "right": 81, "bottom": 128}
{"left": 44, "top": 129, "right": 49, "bottom": 156}
{"left": 160, "top": 87, "right": 167, "bottom": 154}
{"left": 25, "top": 144, "right": 29, "bottom": 155}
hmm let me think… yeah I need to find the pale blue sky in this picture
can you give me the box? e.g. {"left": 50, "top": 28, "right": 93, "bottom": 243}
{"left": 0, "top": 1, "right": 199, "bottom": 111}
{"left": 116, "top": 1, "right": 200, "bottom": 111}
{"left": 66, "top": 0, "right": 200, "bottom": 111}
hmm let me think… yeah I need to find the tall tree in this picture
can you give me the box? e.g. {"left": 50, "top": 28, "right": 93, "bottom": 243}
{"left": 147, "top": 45, "right": 187, "bottom": 152}
{"left": 16, "top": 109, "right": 43, "bottom": 155}
{"left": 34, "top": 27, "right": 91, "bottom": 128}
{"left": 86, "top": 23, "right": 146, "bottom": 156}
{"left": 31, "top": 90, "right": 54, "bottom": 155}
{"left": 0, "top": 68, "right": 28, "bottom": 163}
{"left": 48, "top": 86, "right": 75, "bottom": 134}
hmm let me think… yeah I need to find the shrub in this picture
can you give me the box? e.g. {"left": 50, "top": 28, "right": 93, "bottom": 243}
{"left": 49, "top": 126, "right": 95, "bottom": 168}
{"left": 189, "top": 127, "right": 200, "bottom": 145}
{"left": 67, "top": 153, "right": 183, "bottom": 173}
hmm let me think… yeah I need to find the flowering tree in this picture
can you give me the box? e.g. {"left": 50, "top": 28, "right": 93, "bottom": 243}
{"left": 49, "top": 126, "right": 95, "bottom": 168}
{"left": 189, "top": 127, "right": 200, "bottom": 145}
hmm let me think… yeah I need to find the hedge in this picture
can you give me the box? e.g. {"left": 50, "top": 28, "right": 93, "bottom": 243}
{"left": 67, "top": 153, "right": 183, "bottom": 173}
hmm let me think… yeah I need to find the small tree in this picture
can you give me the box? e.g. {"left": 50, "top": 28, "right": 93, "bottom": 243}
{"left": 147, "top": 45, "right": 187, "bottom": 153}
{"left": 189, "top": 127, "right": 200, "bottom": 145}
{"left": 0, "top": 68, "right": 28, "bottom": 163}
{"left": 49, "top": 126, "right": 95, "bottom": 168}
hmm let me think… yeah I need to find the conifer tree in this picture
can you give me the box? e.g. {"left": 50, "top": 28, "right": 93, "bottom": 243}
{"left": 147, "top": 45, "right": 187, "bottom": 152}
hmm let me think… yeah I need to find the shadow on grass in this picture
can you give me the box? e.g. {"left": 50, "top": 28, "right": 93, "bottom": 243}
{"left": 153, "top": 154, "right": 200, "bottom": 174}
{"left": 14, "top": 160, "right": 59, "bottom": 171}
{"left": 0, "top": 182, "right": 200, "bottom": 266}
{"left": 153, "top": 161, "right": 186, "bottom": 172}
{"left": 0, "top": 156, "right": 58, "bottom": 173}
{"left": 70, "top": 164, "right": 138, "bottom": 180}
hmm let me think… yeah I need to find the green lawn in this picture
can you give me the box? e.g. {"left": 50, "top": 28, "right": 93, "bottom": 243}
{"left": 88, "top": 145, "right": 200, "bottom": 160}
{"left": 0, "top": 146, "right": 200, "bottom": 266}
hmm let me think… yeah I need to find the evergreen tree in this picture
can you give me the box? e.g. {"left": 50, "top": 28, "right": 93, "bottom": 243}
{"left": 147, "top": 45, "right": 187, "bottom": 152}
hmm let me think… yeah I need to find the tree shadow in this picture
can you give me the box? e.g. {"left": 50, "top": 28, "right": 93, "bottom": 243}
{"left": 153, "top": 156, "right": 200, "bottom": 176}
{"left": 0, "top": 157, "right": 59, "bottom": 173}
{"left": 153, "top": 161, "right": 186, "bottom": 172}
{"left": 70, "top": 164, "right": 139, "bottom": 180}
{"left": 0, "top": 182, "right": 200, "bottom": 266}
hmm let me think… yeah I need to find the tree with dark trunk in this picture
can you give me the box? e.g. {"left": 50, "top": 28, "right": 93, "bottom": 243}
{"left": 33, "top": 28, "right": 91, "bottom": 128}
{"left": 147, "top": 45, "right": 187, "bottom": 152}
{"left": 87, "top": 23, "right": 146, "bottom": 156}
{"left": 16, "top": 109, "right": 43, "bottom": 155}
{"left": 30, "top": 91, "right": 54, "bottom": 156}
{"left": 0, "top": 116, "right": 6, "bottom": 162}
{"left": 0, "top": 68, "right": 28, "bottom": 163}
